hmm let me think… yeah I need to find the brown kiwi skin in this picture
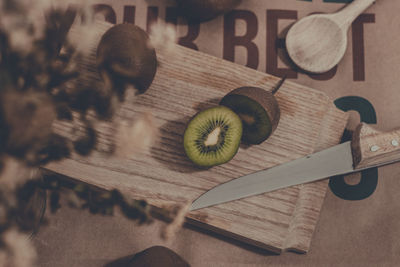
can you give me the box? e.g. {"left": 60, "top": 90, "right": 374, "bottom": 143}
{"left": 97, "top": 24, "right": 157, "bottom": 94}
{"left": 176, "top": 0, "right": 242, "bottom": 23}
{"left": 220, "top": 87, "right": 280, "bottom": 144}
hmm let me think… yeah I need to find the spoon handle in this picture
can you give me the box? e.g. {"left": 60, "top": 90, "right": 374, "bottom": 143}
{"left": 332, "top": 0, "right": 376, "bottom": 29}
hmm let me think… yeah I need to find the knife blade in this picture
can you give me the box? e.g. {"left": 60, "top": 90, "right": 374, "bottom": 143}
{"left": 190, "top": 123, "right": 400, "bottom": 211}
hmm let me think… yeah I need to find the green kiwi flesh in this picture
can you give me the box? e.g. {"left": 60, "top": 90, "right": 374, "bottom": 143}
{"left": 176, "top": 0, "right": 242, "bottom": 22}
{"left": 183, "top": 106, "right": 242, "bottom": 167}
{"left": 97, "top": 24, "right": 157, "bottom": 94}
{"left": 220, "top": 87, "right": 280, "bottom": 144}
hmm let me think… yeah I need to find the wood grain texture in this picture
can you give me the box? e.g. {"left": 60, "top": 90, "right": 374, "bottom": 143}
{"left": 285, "top": 0, "right": 376, "bottom": 73}
{"left": 352, "top": 123, "right": 400, "bottom": 170}
{"left": 45, "top": 20, "right": 348, "bottom": 253}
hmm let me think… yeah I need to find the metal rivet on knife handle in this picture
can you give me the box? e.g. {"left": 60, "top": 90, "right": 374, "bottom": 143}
{"left": 370, "top": 145, "right": 380, "bottom": 152}
{"left": 391, "top": 140, "right": 399, "bottom": 147}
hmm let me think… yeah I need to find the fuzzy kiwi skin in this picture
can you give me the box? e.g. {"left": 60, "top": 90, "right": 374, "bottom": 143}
{"left": 97, "top": 24, "right": 157, "bottom": 94}
{"left": 176, "top": 0, "right": 242, "bottom": 23}
{"left": 220, "top": 87, "right": 280, "bottom": 144}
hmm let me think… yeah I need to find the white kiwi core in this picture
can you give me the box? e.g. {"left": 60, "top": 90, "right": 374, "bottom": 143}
{"left": 204, "top": 127, "right": 221, "bottom": 146}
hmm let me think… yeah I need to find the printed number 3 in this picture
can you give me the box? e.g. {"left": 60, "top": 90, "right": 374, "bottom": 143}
{"left": 330, "top": 96, "right": 378, "bottom": 200}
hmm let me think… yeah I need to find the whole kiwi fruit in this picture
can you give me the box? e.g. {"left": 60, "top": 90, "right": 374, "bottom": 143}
{"left": 176, "top": 0, "right": 242, "bottom": 23}
{"left": 220, "top": 85, "right": 281, "bottom": 145}
{"left": 123, "top": 246, "right": 190, "bottom": 267}
{"left": 97, "top": 24, "right": 157, "bottom": 94}
{"left": 183, "top": 106, "right": 242, "bottom": 167}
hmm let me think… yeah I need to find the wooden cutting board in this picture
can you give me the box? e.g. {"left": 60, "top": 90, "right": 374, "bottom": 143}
{"left": 45, "top": 21, "right": 348, "bottom": 253}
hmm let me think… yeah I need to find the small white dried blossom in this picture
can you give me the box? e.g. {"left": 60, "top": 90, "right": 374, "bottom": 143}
{"left": 2, "top": 229, "right": 37, "bottom": 267}
{"left": 115, "top": 113, "right": 158, "bottom": 157}
{"left": 66, "top": 7, "right": 104, "bottom": 57}
{"left": 161, "top": 202, "right": 190, "bottom": 240}
{"left": 0, "top": 0, "right": 47, "bottom": 52}
{"left": 0, "top": 13, "right": 20, "bottom": 30}
{"left": 56, "top": 0, "right": 97, "bottom": 56}
{"left": 148, "top": 21, "right": 178, "bottom": 54}
{"left": 8, "top": 28, "right": 34, "bottom": 53}
{"left": 0, "top": 0, "right": 95, "bottom": 54}
{"left": 0, "top": 11, "right": 34, "bottom": 53}
{"left": 0, "top": 157, "right": 34, "bottom": 192}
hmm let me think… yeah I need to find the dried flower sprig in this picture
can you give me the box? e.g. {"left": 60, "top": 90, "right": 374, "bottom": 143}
{"left": 35, "top": 171, "right": 153, "bottom": 223}
{"left": 148, "top": 21, "right": 178, "bottom": 54}
{"left": 0, "top": 1, "right": 169, "bottom": 266}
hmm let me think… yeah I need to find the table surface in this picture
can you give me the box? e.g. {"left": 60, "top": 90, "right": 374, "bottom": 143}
{"left": 34, "top": 0, "right": 400, "bottom": 266}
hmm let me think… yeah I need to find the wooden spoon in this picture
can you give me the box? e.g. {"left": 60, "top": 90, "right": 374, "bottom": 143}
{"left": 285, "top": 0, "right": 376, "bottom": 73}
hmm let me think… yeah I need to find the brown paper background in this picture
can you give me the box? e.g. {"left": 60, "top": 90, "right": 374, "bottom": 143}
{"left": 34, "top": 0, "right": 400, "bottom": 266}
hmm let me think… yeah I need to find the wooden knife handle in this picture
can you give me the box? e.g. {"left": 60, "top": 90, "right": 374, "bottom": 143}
{"left": 352, "top": 123, "right": 400, "bottom": 170}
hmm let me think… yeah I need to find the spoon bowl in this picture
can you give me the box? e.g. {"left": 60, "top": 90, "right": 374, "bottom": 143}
{"left": 285, "top": 0, "right": 376, "bottom": 73}
{"left": 286, "top": 14, "right": 347, "bottom": 73}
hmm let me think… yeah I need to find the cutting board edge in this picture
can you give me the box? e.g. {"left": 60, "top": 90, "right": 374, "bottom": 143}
{"left": 173, "top": 40, "right": 338, "bottom": 105}
{"left": 185, "top": 217, "right": 283, "bottom": 254}
{"left": 282, "top": 103, "right": 349, "bottom": 253}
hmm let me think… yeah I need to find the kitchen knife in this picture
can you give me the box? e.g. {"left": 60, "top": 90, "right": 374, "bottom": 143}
{"left": 191, "top": 123, "right": 400, "bottom": 211}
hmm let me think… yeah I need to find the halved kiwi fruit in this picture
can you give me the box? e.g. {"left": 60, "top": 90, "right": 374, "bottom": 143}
{"left": 220, "top": 87, "right": 280, "bottom": 144}
{"left": 176, "top": 0, "right": 242, "bottom": 23}
{"left": 97, "top": 24, "right": 157, "bottom": 94}
{"left": 183, "top": 106, "right": 242, "bottom": 167}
